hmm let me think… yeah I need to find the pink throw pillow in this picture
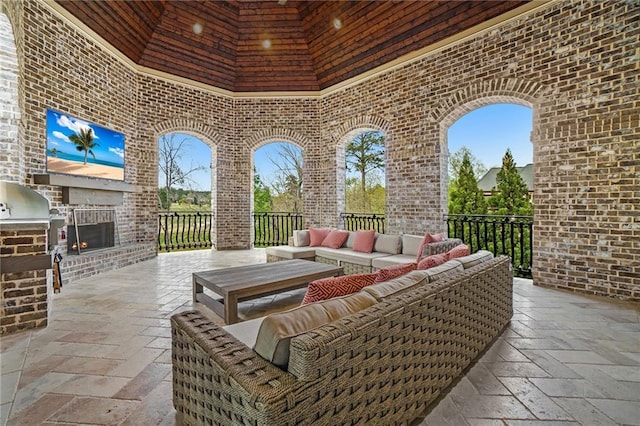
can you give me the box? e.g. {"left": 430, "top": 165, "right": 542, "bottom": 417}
{"left": 301, "top": 273, "right": 377, "bottom": 305}
{"left": 352, "top": 230, "right": 376, "bottom": 253}
{"left": 445, "top": 244, "right": 470, "bottom": 260}
{"left": 417, "top": 253, "right": 447, "bottom": 270}
{"left": 374, "top": 262, "right": 417, "bottom": 283}
{"left": 415, "top": 232, "right": 445, "bottom": 261}
{"left": 425, "top": 233, "right": 444, "bottom": 243}
{"left": 321, "top": 230, "right": 350, "bottom": 249}
{"left": 309, "top": 227, "right": 331, "bottom": 246}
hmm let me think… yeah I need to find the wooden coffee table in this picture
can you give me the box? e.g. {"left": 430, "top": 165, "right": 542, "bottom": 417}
{"left": 193, "top": 259, "right": 343, "bottom": 324}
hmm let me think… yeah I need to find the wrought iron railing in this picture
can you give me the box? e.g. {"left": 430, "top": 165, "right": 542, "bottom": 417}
{"left": 340, "top": 212, "right": 386, "bottom": 233}
{"left": 444, "top": 214, "right": 533, "bottom": 278}
{"left": 253, "top": 212, "right": 304, "bottom": 247}
{"left": 158, "top": 211, "right": 214, "bottom": 252}
{"left": 158, "top": 211, "right": 532, "bottom": 277}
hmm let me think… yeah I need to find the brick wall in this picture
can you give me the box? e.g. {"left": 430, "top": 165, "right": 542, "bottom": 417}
{"left": 0, "top": 225, "right": 50, "bottom": 335}
{"left": 1, "top": 0, "right": 156, "bottom": 281}
{"left": 0, "top": 12, "right": 21, "bottom": 181}
{"left": 1, "top": 0, "right": 637, "bottom": 299}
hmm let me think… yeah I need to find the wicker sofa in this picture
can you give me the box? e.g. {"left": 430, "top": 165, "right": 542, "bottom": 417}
{"left": 171, "top": 254, "right": 513, "bottom": 425}
{"left": 265, "top": 231, "right": 462, "bottom": 274}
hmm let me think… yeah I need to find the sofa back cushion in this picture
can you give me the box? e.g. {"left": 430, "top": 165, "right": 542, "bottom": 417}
{"left": 423, "top": 260, "right": 464, "bottom": 282}
{"left": 292, "top": 229, "right": 310, "bottom": 247}
{"left": 373, "top": 233, "right": 402, "bottom": 254}
{"left": 401, "top": 234, "right": 423, "bottom": 256}
{"left": 450, "top": 250, "right": 494, "bottom": 269}
{"left": 254, "top": 292, "right": 377, "bottom": 369}
{"left": 344, "top": 231, "right": 357, "bottom": 248}
{"left": 364, "top": 270, "right": 430, "bottom": 300}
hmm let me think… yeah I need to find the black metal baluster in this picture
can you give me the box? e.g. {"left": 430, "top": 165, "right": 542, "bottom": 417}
{"left": 491, "top": 219, "right": 497, "bottom": 256}
{"left": 518, "top": 220, "right": 525, "bottom": 276}
{"left": 169, "top": 213, "right": 176, "bottom": 251}
{"left": 195, "top": 212, "right": 202, "bottom": 248}
{"left": 509, "top": 218, "right": 515, "bottom": 263}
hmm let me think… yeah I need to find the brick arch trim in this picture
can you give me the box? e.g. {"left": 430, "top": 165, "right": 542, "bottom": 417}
{"left": 431, "top": 78, "right": 546, "bottom": 128}
{"left": 152, "top": 119, "right": 221, "bottom": 147}
{"left": 245, "top": 128, "right": 312, "bottom": 151}
{"left": 329, "top": 115, "right": 391, "bottom": 144}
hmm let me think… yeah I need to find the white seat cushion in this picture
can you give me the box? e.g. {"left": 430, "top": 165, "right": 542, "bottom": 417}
{"left": 315, "top": 247, "right": 390, "bottom": 266}
{"left": 223, "top": 317, "right": 265, "bottom": 348}
{"left": 265, "top": 245, "right": 316, "bottom": 259}
{"left": 371, "top": 254, "right": 416, "bottom": 269}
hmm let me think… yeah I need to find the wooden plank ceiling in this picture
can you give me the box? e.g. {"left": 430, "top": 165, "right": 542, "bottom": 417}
{"left": 56, "top": 0, "right": 528, "bottom": 93}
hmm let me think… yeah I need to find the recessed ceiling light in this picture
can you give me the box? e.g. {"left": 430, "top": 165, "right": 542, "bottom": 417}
{"left": 333, "top": 18, "right": 342, "bottom": 30}
{"left": 262, "top": 39, "right": 272, "bottom": 49}
{"left": 192, "top": 23, "right": 203, "bottom": 34}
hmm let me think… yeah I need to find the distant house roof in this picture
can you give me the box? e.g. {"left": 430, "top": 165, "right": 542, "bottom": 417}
{"left": 477, "top": 163, "right": 533, "bottom": 192}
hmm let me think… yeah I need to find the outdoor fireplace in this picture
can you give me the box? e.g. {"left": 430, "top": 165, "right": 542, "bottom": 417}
{"left": 68, "top": 208, "right": 119, "bottom": 254}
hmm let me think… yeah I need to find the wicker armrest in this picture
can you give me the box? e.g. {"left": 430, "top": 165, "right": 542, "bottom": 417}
{"left": 171, "top": 310, "right": 300, "bottom": 425}
{"left": 422, "top": 238, "right": 463, "bottom": 256}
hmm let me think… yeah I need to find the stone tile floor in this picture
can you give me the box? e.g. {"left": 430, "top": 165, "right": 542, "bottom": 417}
{"left": 1, "top": 249, "right": 638, "bottom": 425}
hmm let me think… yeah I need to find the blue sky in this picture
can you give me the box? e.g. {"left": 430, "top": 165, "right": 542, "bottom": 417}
{"left": 448, "top": 103, "right": 533, "bottom": 168}
{"left": 158, "top": 134, "right": 212, "bottom": 191}
{"left": 167, "top": 103, "right": 533, "bottom": 191}
{"left": 46, "top": 109, "right": 125, "bottom": 168}
{"left": 254, "top": 143, "right": 298, "bottom": 186}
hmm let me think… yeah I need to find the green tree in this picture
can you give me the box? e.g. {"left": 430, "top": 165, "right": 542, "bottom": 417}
{"left": 345, "top": 131, "right": 385, "bottom": 212}
{"left": 448, "top": 150, "right": 487, "bottom": 214}
{"left": 448, "top": 146, "right": 487, "bottom": 181}
{"left": 489, "top": 149, "right": 533, "bottom": 215}
{"left": 69, "top": 128, "right": 98, "bottom": 165}
{"left": 253, "top": 169, "right": 272, "bottom": 212}
{"left": 268, "top": 143, "right": 303, "bottom": 213}
{"left": 345, "top": 177, "right": 385, "bottom": 214}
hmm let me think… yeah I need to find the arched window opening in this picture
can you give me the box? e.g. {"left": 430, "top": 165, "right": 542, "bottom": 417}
{"left": 157, "top": 132, "right": 212, "bottom": 212}
{"left": 253, "top": 141, "right": 303, "bottom": 214}
{"left": 344, "top": 130, "right": 386, "bottom": 214}
{"left": 445, "top": 102, "right": 534, "bottom": 277}
{"left": 447, "top": 103, "right": 533, "bottom": 216}
{"left": 252, "top": 141, "right": 304, "bottom": 247}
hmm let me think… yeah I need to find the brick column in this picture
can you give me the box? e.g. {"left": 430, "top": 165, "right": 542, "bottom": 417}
{"left": 0, "top": 222, "right": 51, "bottom": 335}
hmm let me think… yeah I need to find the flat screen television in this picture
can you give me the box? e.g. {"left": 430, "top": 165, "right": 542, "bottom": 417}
{"left": 46, "top": 109, "right": 125, "bottom": 181}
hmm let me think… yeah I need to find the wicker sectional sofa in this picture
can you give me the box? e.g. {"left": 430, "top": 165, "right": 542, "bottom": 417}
{"left": 171, "top": 253, "right": 513, "bottom": 425}
{"left": 265, "top": 231, "right": 462, "bottom": 274}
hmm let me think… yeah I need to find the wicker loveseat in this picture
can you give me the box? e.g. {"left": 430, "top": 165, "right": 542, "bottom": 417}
{"left": 265, "top": 231, "right": 462, "bottom": 274}
{"left": 171, "top": 254, "right": 513, "bottom": 425}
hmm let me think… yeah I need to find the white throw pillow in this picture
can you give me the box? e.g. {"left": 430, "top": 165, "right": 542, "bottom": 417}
{"left": 292, "top": 229, "right": 310, "bottom": 247}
